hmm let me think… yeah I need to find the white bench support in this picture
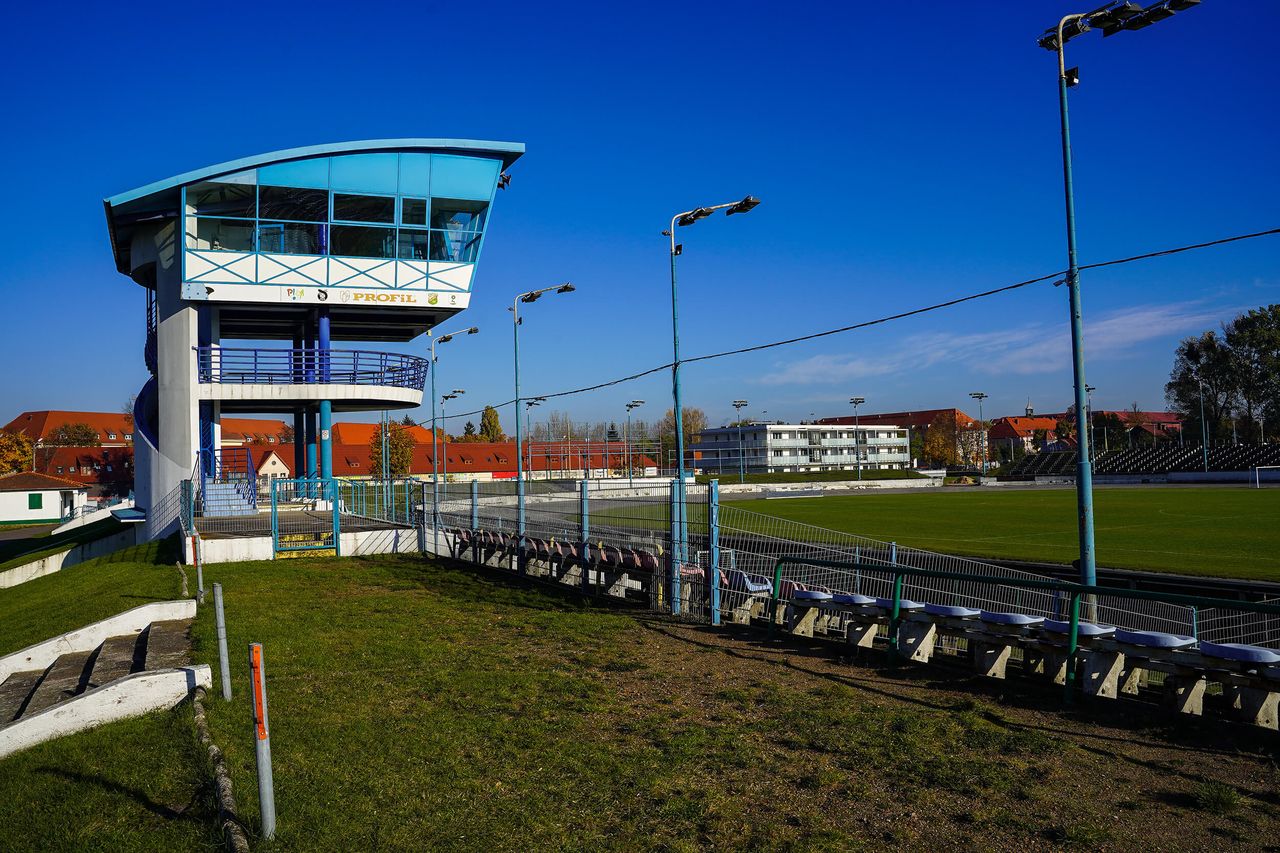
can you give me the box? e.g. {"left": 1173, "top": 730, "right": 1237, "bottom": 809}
{"left": 898, "top": 617, "right": 937, "bottom": 664}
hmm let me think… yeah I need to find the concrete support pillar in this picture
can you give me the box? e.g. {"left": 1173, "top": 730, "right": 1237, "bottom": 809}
{"left": 1164, "top": 674, "right": 1206, "bottom": 716}
{"left": 1081, "top": 650, "right": 1125, "bottom": 698}
{"left": 971, "top": 640, "right": 1012, "bottom": 679}
{"left": 319, "top": 401, "right": 332, "bottom": 480}
{"left": 898, "top": 616, "right": 937, "bottom": 663}
{"left": 305, "top": 408, "right": 317, "bottom": 480}
{"left": 1224, "top": 685, "right": 1280, "bottom": 730}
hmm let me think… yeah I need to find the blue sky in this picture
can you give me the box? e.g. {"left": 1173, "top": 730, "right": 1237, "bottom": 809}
{"left": 0, "top": 0, "right": 1276, "bottom": 433}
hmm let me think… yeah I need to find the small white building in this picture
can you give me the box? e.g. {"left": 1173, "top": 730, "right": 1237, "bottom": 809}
{"left": 0, "top": 472, "right": 89, "bottom": 525}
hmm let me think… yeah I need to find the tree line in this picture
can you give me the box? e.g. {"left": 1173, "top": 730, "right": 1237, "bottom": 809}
{"left": 1165, "top": 305, "right": 1279, "bottom": 443}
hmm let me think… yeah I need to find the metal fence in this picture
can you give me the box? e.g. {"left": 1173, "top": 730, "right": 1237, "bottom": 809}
{"left": 429, "top": 477, "right": 1278, "bottom": 648}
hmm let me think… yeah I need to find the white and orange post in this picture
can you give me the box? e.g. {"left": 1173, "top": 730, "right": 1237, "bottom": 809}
{"left": 249, "top": 642, "right": 276, "bottom": 840}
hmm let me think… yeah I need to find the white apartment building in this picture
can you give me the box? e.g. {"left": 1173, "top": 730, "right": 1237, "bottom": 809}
{"left": 695, "top": 423, "right": 910, "bottom": 475}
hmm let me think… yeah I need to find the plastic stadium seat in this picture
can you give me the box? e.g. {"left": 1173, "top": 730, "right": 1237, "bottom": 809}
{"left": 1041, "top": 619, "right": 1115, "bottom": 638}
{"left": 831, "top": 593, "right": 876, "bottom": 606}
{"left": 727, "top": 570, "right": 772, "bottom": 594}
{"left": 874, "top": 597, "right": 923, "bottom": 611}
{"left": 1113, "top": 629, "right": 1195, "bottom": 649}
{"left": 792, "top": 589, "right": 833, "bottom": 602}
{"left": 979, "top": 611, "right": 1045, "bottom": 627}
{"left": 925, "top": 603, "right": 980, "bottom": 619}
{"left": 1199, "top": 642, "right": 1280, "bottom": 665}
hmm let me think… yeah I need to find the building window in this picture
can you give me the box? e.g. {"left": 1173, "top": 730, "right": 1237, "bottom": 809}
{"left": 67, "top": 466, "right": 76, "bottom": 474}
{"left": 28, "top": 493, "right": 42, "bottom": 510}
{"left": 56, "top": 466, "right": 63, "bottom": 474}
{"left": 107, "top": 432, "right": 116, "bottom": 440}
{"left": 125, "top": 433, "right": 132, "bottom": 441}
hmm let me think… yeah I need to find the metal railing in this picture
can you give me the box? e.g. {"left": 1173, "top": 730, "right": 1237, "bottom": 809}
{"left": 194, "top": 346, "right": 428, "bottom": 390}
{"left": 768, "top": 556, "right": 1280, "bottom": 702}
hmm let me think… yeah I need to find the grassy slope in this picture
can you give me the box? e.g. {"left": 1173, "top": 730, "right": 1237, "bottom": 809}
{"left": 0, "top": 517, "right": 126, "bottom": 572}
{"left": 0, "top": 543, "right": 215, "bottom": 853}
{"left": 191, "top": 554, "right": 1279, "bottom": 850}
{"left": 726, "top": 487, "right": 1280, "bottom": 579}
{"left": 0, "top": 537, "right": 182, "bottom": 657}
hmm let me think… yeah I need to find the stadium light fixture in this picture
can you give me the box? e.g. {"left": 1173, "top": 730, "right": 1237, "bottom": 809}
{"left": 665, "top": 196, "right": 762, "bottom": 564}
{"left": 624, "top": 400, "right": 646, "bottom": 488}
{"left": 512, "top": 282, "right": 577, "bottom": 540}
{"left": 725, "top": 196, "right": 761, "bottom": 216}
{"left": 429, "top": 327, "right": 480, "bottom": 532}
{"left": 733, "top": 400, "right": 750, "bottom": 484}
{"left": 1036, "top": 0, "right": 1199, "bottom": 594}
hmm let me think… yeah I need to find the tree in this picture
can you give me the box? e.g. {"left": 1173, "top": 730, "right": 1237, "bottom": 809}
{"left": 463, "top": 421, "right": 478, "bottom": 438}
{"left": 47, "top": 422, "right": 101, "bottom": 447}
{"left": 479, "top": 406, "right": 506, "bottom": 442}
{"left": 281, "top": 423, "right": 296, "bottom": 444}
{"left": 369, "top": 425, "right": 417, "bottom": 478}
{"left": 400, "top": 414, "right": 417, "bottom": 427}
{"left": 122, "top": 395, "right": 136, "bottom": 434}
{"left": 1165, "top": 330, "right": 1236, "bottom": 443}
{"left": 0, "top": 430, "right": 32, "bottom": 475}
{"left": 1224, "top": 305, "right": 1280, "bottom": 442}
{"left": 606, "top": 422, "right": 620, "bottom": 442}
{"left": 657, "top": 407, "right": 708, "bottom": 470}
{"left": 921, "top": 412, "right": 959, "bottom": 466}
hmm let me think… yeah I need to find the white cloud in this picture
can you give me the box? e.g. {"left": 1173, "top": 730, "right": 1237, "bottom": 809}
{"left": 756, "top": 300, "right": 1233, "bottom": 385}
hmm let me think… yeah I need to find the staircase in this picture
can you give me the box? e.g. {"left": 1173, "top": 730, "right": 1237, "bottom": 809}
{"left": 0, "top": 602, "right": 209, "bottom": 760}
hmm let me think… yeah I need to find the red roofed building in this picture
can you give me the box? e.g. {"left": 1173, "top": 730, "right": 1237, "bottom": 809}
{"left": 3, "top": 411, "right": 136, "bottom": 446}
{"left": 33, "top": 446, "right": 135, "bottom": 497}
{"left": 0, "top": 471, "right": 89, "bottom": 524}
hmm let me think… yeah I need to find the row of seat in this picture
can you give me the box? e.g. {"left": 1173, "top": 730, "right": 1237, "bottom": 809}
{"left": 773, "top": 587, "right": 1280, "bottom": 729}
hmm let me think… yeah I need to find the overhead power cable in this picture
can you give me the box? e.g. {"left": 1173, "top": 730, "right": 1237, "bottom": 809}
{"left": 410, "top": 226, "right": 1280, "bottom": 425}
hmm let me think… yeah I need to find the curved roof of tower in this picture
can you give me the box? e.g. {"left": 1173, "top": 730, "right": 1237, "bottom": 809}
{"left": 103, "top": 138, "right": 525, "bottom": 272}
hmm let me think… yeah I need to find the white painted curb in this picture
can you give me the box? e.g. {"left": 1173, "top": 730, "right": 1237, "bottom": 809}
{"left": 0, "top": 665, "right": 212, "bottom": 760}
{"left": 0, "top": 599, "right": 196, "bottom": 682}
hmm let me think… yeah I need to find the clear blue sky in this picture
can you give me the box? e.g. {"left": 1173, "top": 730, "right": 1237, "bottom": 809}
{"left": 1, "top": 1, "right": 1276, "bottom": 433}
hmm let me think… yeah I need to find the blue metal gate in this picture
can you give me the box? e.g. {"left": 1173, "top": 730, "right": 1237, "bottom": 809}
{"left": 271, "top": 477, "right": 341, "bottom": 556}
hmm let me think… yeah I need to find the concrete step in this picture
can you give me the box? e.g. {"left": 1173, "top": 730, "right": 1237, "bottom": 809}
{"left": 24, "top": 651, "right": 94, "bottom": 717}
{"left": 0, "top": 670, "right": 46, "bottom": 723}
{"left": 86, "top": 633, "right": 143, "bottom": 690}
{"left": 143, "top": 619, "right": 192, "bottom": 671}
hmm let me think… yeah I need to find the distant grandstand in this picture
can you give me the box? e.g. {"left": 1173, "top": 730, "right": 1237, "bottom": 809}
{"left": 1001, "top": 445, "right": 1280, "bottom": 481}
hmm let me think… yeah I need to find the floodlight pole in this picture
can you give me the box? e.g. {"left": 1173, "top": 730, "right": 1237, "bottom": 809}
{"left": 970, "top": 392, "right": 989, "bottom": 475}
{"left": 626, "top": 400, "right": 644, "bottom": 489}
{"left": 850, "top": 397, "right": 865, "bottom": 481}
{"left": 733, "top": 400, "right": 749, "bottom": 483}
{"left": 1054, "top": 13, "right": 1097, "bottom": 590}
{"left": 512, "top": 284, "right": 574, "bottom": 540}
{"left": 1198, "top": 379, "right": 1209, "bottom": 472}
{"left": 429, "top": 328, "right": 478, "bottom": 532}
{"left": 667, "top": 197, "right": 759, "bottom": 562}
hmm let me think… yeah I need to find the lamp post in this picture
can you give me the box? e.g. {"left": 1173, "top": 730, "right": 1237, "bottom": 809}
{"left": 1198, "top": 379, "right": 1210, "bottom": 472}
{"left": 525, "top": 397, "right": 543, "bottom": 481}
{"left": 849, "top": 397, "right": 865, "bottom": 481}
{"left": 511, "top": 283, "right": 575, "bottom": 539}
{"left": 969, "top": 392, "right": 989, "bottom": 475}
{"left": 429, "top": 326, "right": 479, "bottom": 532}
{"left": 440, "top": 391, "right": 464, "bottom": 487}
{"left": 665, "top": 195, "right": 760, "bottom": 561}
{"left": 1084, "top": 384, "right": 1097, "bottom": 462}
{"left": 1036, "top": 0, "right": 1199, "bottom": 588}
{"left": 625, "top": 400, "right": 644, "bottom": 488}
{"left": 732, "top": 400, "right": 749, "bottom": 483}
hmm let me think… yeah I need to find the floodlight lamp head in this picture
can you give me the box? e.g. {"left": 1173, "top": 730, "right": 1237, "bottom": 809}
{"left": 850, "top": 397, "right": 865, "bottom": 405}
{"left": 498, "top": 172, "right": 512, "bottom": 190}
{"left": 438, "top": 333, "right": 453, "bottom": 344}
{"left": 520, "top": 292, "right": 541, "bottom": 304}
{"left": 466, "top": 326, "right": 480, "bottom": 335}
{"left": 725, "top": 195, "right": 761, "bottom": 216}
{"left": 452, "top": 388, "right": 466, "bottom": 395}
{"left": 556, "top": 283, "right": 575, "bottom": 294}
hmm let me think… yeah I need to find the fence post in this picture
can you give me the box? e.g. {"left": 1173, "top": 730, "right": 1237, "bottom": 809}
{"left": 213, "top": 583, "right": 231, "bottom": 701}
{"left": 470, "top": 479, "right": 479, "bottom": 529}
{"left": 248, "top": 643, "right": 277, "bottom": 841}
{"left": 708, "top": 480, "right": 720, "bottom": 626}
{"left": 330, "top": 479, "right": 341, "bottom": 557}
{"left": 853, "top": 546, "right": 861, "bottom": 595}
{"left": 669, "top": 480, "right": 681, "bottom": 614}
{"left": 580, "top": 479, "right": 590, "bottom": 593}
{"left": 1064, "top": 591, "right": 1081, "bottom": 706}
{"left": 182, "top": 479, "right": 195, "bottom": 533}
{"left": 769, "top": 558, "right": 784, "bottom": 638}
{"left": 887, "top": 569, "right": 904, "bottom": 666}
{"left": 192, "top": 535, "right": 204, "bottom": 605}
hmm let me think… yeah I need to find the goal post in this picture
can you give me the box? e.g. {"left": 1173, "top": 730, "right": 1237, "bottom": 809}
{"left": 1254, "top": 465, "right": 1280, "bottom": 488}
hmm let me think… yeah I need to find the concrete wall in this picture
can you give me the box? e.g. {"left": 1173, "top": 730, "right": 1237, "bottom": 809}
{"left": 196, "top": 525, "right": 424, "bottom": 564}
{"left": 0, "top": 526, "right": 139, "bottom": 590}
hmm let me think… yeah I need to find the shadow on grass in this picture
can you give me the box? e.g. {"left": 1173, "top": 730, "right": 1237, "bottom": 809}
{"left": 34, "top": 767, "right": 212, "bottom": 823}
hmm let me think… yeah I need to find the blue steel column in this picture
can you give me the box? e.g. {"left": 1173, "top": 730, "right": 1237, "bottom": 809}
{"left": 305, "top": 408, "right": 317, "bottom": 481}
{"left": 318, "top": 309, "right": 332, "bottom": 481}
{"left": 430, "top": 341, "right": 440, "bottom": 532}
{"left": 1058, "top": 71, "right": 1096, "bottom": 588}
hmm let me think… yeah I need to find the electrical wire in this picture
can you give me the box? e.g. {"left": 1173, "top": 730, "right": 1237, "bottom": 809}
{"left": 409, "top": 226, "right": 1280, "bottom": 426}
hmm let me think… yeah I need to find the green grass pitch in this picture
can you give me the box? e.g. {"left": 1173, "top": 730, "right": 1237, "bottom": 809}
{"left": 724, "top": 486, "right": 1280, "bottom": 580}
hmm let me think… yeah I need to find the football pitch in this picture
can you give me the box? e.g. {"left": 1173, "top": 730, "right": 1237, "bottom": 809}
{"left": 723, "top": 486, "right": 1280, "bottom": 581}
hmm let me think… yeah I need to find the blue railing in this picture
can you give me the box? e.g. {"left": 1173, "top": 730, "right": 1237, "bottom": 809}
{"left": 194, "top": 347, "right": 428, "bottom": 391}
{"left": 197, "top": 447, "right": 258, "bottom": 515}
